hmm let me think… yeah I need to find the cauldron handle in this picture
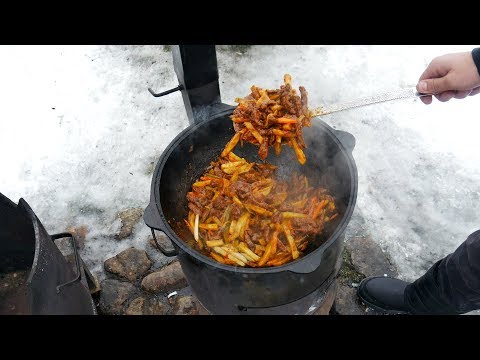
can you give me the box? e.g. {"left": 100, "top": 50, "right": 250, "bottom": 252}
{"left": 51, "top": 232, "right": 82, "bottom": 293}
{"left": 285, "top": 250, "right": 325, "bottom": 274}
{"left": 150, "top": 228, "right": 178, "bottom": 257}
{"left": 334, "top": 129, "right": 356, "bottom": 152}
{"left": 144, "top": 203, "right": 178, "bottom": 257}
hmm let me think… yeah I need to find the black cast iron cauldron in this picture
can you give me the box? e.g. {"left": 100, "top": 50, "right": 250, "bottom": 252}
{"left": 144, "top": 109, "right": 358, "bottom": 314}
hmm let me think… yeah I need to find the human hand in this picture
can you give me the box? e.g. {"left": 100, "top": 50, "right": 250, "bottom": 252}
{"left": 417, "top": 51, "right": 480, "bottom": 104}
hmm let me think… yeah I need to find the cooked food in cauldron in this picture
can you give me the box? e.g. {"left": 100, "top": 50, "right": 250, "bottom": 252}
{"left": 225, "top": 74, "right": 312, "bottom": 164}
{"left": 184, "top": 75, "right": 339, "bottom": 267}
{"left": 185, "top": 154, "right": 338, "bottom": 267}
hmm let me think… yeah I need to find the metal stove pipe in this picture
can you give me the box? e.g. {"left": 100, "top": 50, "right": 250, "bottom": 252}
{"left": 149, "top": 45, "right": 234, "bottom": 124}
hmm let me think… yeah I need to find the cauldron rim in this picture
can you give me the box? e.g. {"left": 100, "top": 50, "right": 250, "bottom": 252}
{"left": 147, "top": 114, "right": 358, "bottom": 274}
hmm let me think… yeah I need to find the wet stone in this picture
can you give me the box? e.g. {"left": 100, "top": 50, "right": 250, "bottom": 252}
{"left": 116, "top": 208, "right": 144, "bottom": 240}
{"left": 346, "top": 236, "right": 397, "bottom": 278}
{"left": 125, "top": 296, "right": 167, "bottom": 315}
{"left": 104, "top": 247, "right": 152, "bottom": 282}
{"left": 141, "top": 261, "right": 187, "bottom": 293}
{"left": 172, "top": 295, "right": 199, "bottom": 315}
{"left": 333, "top": 284, "right": 366, "bottom": 315}
{"left": 98, "top": 279, "right": 136, "bottom": 315}
{"left": 65, "top": 225, "right": 89, "bottom": 249}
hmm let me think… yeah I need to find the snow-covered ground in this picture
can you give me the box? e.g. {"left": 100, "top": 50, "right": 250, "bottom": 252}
{"left": 1, "top": 45, "right": 479, "bottom": 287}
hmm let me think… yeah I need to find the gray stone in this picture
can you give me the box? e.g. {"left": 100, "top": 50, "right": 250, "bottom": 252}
{"left": 346, "top": 236, "right": 397, "bottom": 278}
{"left": 148, "top": 233, "right": 175, "bottom": 252}
{"left": 143, "top": 298, "right": 167, "bottom": 315}
{"left": 125, "top": 296, "right": 167, "bottom": 315}
{"left": 172, "top": 295, "right": 199, "bottom": 315}
{"left": 167, "top": 286, "right": 196, "bottom": 305}
{"left": 125, "top": 297, "right": 145, "bottom": 315}
{"left": 104, "top": 247, "right": 152, "bottom": 282}
{"left": 98, "top": 279, "right": 136, "bottom": 315}
{"left": 65, "top": 225, "right": 89, "bottom": 249}
{"left": 334, "top": 284, "right": 366, "bottom": 315}
{"left": 116, "top": 208, "right": 144, "bottom": 240}
{"left": 337, "top": 248, "right": 365, "bottom": 286}
{"left": 141, "top": 261, "right": 187, "bottom": 293}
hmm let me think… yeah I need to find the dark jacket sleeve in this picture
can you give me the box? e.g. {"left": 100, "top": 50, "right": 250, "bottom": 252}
{"left": 472, "top": 48, "right": 480, "bottom": 76}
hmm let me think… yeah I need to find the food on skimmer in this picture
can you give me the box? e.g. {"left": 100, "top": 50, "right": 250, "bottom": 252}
{"left": 185, "top": 152, "right": 339, "bottom": 267}
{"left": 227, "top": 74, "right": 312, "bottom": 164}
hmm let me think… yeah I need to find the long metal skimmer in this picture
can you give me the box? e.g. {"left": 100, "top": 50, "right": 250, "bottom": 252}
{"left": 310, "top": 87, "right": 430, "bottom": 117}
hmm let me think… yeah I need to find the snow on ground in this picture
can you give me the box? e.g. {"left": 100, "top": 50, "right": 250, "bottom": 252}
{"left": 0, "top": 45, "right": 479, "bottom": 284}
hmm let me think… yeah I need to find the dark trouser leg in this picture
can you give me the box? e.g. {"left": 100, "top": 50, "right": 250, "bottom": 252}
{"left": 404, "top": 230, "right": 480, "bottom": 314}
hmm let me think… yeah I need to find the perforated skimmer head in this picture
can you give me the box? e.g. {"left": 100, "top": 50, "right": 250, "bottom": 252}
{"left": 311, "top": 87, "right": 429, "bottom": 117}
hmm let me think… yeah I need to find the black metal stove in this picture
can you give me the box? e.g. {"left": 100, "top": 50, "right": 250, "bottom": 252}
{"left": 145, "top": 45, "right": 358, "bottom": 315}
{"left": 0, "top": 192, "right": 97, "bottom": 315}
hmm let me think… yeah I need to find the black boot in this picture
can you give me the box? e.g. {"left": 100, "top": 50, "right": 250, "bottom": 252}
{"left": 357, "top": 276, "right": 412, "bottom": 314}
